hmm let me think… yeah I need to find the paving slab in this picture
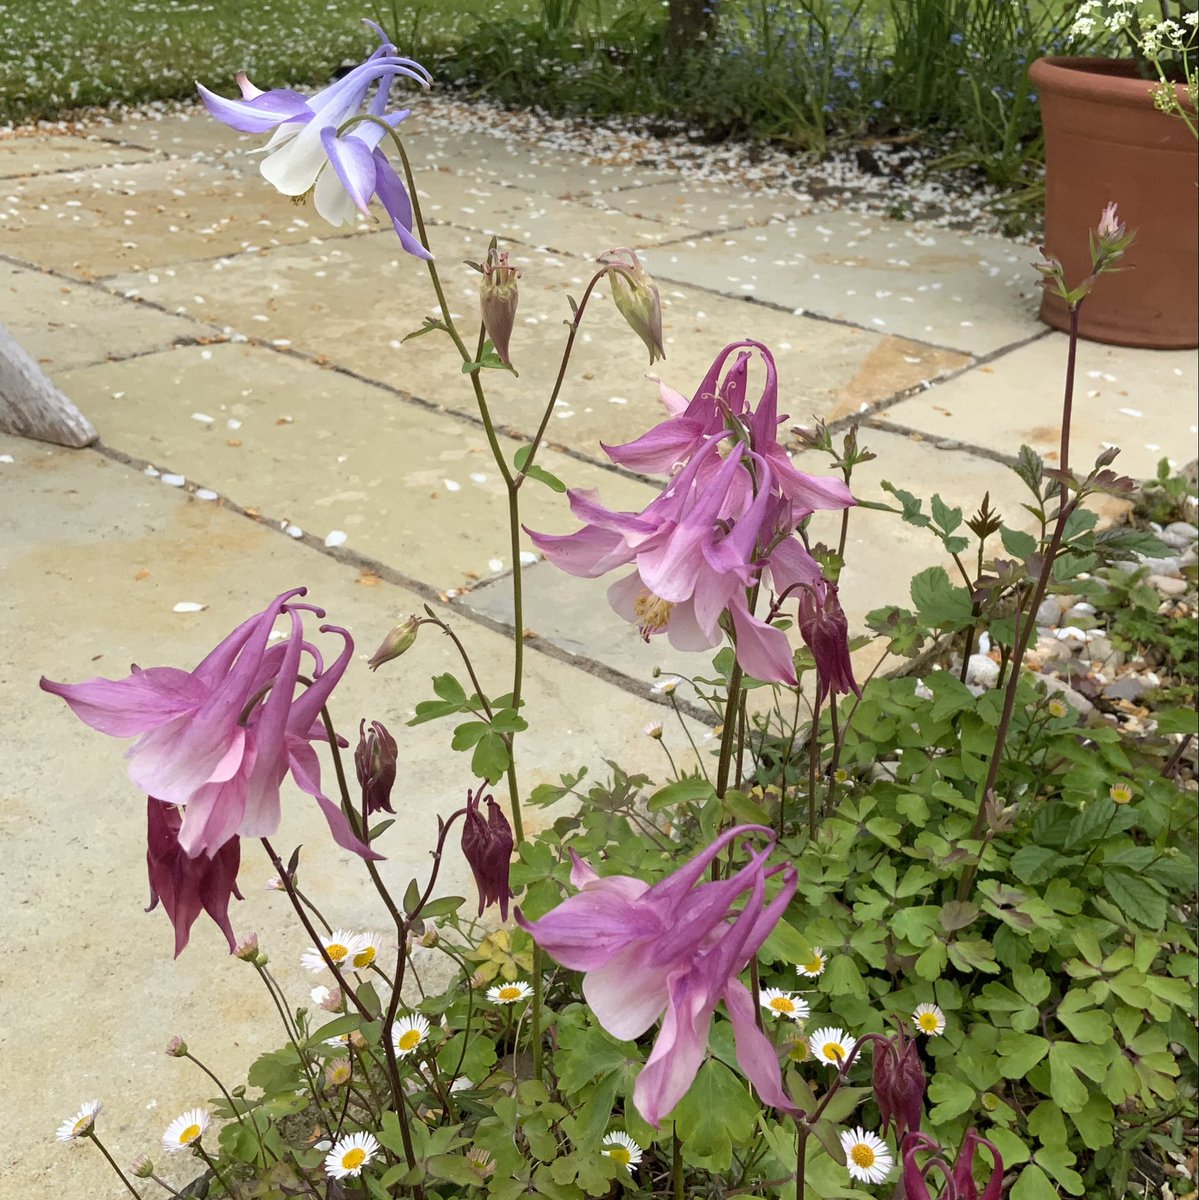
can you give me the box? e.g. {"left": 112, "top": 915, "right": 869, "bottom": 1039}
{"left": 102, "top": 228, "right": 968, "bottom": 458}
{"left": 0, "top": 433, "right": 684, "bottom": 1198}
{"left": 0, "top": 132, "right": 159, "bottom": 178}
{"left": 0, "top": 157, "right": 366, "bottom": 278}
{"left": 100, "top": 108, "right": 266, "bottom": 161}
{"left": 577, "top": 178, "right": 809, "bottom": 231}
{"left": 1, "top": 262, "right": 194, "bottom": 374}
{"left": 643, "top": 210, "right": 1042, "bottom": 355}
{"left": 57, "top": 341, "right": 660, "bottom": 590}
{"left": 877, "top": 332, "right": 1199, "bottom": 481}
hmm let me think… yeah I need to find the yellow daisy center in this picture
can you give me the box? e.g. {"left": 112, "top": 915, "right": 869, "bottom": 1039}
{"left": 327, "top": 943, "right": 348, "bottom": 961}
{"left": 605, "top": 1146, "right": 632, "bottom": 1166}
{"left": 342, "top": 1148, "right": 366, "bottom": 1170}
{"left": 633, "top": 591, "right": 674, "bottom": 637}
{"left": 1110, "top": 785, "right": 1132, "bottom": 804}
{"left": 769, "top": 997, "right": 796, "bottom": 1014}
{"left": 498, "top": 986, "right": 521, "bottom": 1001}
{"left": 787, "top": 1039, "right": 809, "bottom": 1062}
{"left": 179, "top": 1123, "right": 201, "bottom": 1145}
{"left": 352, "top": 947, "right": 376, "bottom": 968}
{"left": 803, "top": 957, "right": 823, "bottom": 974}
{"left": 822, "top": 1042, "right": 844, "bottom": 1062}
{"left": 398, "top": 1029, "right": 422, "bottom": 1052}
{"left": 850, "top": 1143, "right": 876, "bottom": 1168}
{"left": 72, "top": 1117, "right": 91, "bottom": 1134}
{"left": 918, "top": 1012, "right": 940, "bottom": 1032}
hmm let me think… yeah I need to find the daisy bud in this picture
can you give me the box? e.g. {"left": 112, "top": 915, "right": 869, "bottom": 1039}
{"left": 233, "top": 932, "right": 259, "bottom": 961}
{"left": 600, "top": 247, "right": 665, "bottom": 364}
{"left": 643, "top": 721, "right": 664, "bottom": 740}
{"left": 130, "top": 1155, "right": 155, "bottom": 1179}
{"left": 355, "top": 719, "right": 398, "bottom": 815}
{"left": 480, "top": 247, "right": 520, "bottom": 366}
{"left": 367, "top": 616, "right": 420, "bottom": 671}
{"left": 311, "top": 985, "right": 343, "bottom": 1012}
{"left": 461, "top": 789, "right": 514, "bottom": 921}
{"left": 165, "top": 1036, "right": 188, "bottom": 1058}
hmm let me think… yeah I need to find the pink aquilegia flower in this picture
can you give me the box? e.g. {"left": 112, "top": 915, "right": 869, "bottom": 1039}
{"left": 517, "top": 824, "right": 798, "bottom": 1126}
{"left": 198, "top": 21, "right": 432, "bottom": 257}
{"left": 870, "top": 1027, "right": 925, "bottom": 1142}
{"left": 460, "top": 788, "right": 515, "bottom": 921}
{"left": 41, "top": 589, "right": 376, "bottom": 865}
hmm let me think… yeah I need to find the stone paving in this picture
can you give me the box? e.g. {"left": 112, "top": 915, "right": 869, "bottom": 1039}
{"left": 2, "top": 108, "right": 1196, "bottom": 1196}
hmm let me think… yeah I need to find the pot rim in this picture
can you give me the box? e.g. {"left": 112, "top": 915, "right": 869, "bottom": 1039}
{"left": 1030, "top": 54, "right": 1195, "bottom": 109}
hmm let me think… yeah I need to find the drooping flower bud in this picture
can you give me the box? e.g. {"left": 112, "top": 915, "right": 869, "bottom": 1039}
{"left": 367, "top": 616, "right": 420, "bottom": 671}
{"left": 872, "top": 1029, "right": 925, "bottom": 1142}
{"left": 480, "top": 247, "right": 520, "bottom": 366}
{"left": 311, "top": 985, "right": 343, "bottom": 1012}
{"left": 461, "top": 789, "right": 514, "bottom": 921}
{"left": 233, "top": 932, "right": 259, "bottom": 961}
{"left": 355, "top": 719, "right": 398, "bottom": 815}
{"left": 165, "top": 1035, "right": 188, "bottom": 1058}
{"left": 797, "top": 580, "right": 859, "bottom": 703}
{"left": 600, "top": 247, "right": 665, "bottom": 364}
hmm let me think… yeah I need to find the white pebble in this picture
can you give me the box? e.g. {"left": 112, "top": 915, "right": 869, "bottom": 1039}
{"left": 173, "top": 602, "right": 207, "bottom": 613}
{"left": 160, "top": 473, "right": 186, "bottom": 487}
{"left": 325, "top": 530, "right": 347, "bottom": 547}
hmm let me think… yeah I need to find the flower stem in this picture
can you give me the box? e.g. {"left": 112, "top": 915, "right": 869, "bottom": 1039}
{"left": 530, "top": 945, "right": 544, "bottom": 1082}
{"left": 807, "top": 692, "right": 823, "bottom": 840}
{"left": 193, "top": 1142, "right": 234, "bottom": 1198}
{"left": 716, "top": 658, "right": 745, "bottom": 801}
{"left": 795, "top": 1123, "right": 808, "bottom": 1200}
{"left": 673, "top": 1131, "right": 684, "bottom": 1200}
{"left": 86, "top": 1133, "right": 143, "bottom": 1199}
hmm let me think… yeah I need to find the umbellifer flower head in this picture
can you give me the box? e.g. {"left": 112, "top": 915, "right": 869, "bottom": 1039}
{"left": 162, "top": 1108, "right": 210, "bottom": 1154}
{"left": 601, "top": 1132, "right": 643, "bottom": 1172}
{"left": 759, "top": 988, "right": 811, "bottom": 1021}
{"left": 391, "top": 1013, "right": 431, "bottom": 1056}
{"left": 839, "top": 1126, "right": 893, "bottom": 1185}
{"left": 599, "top": 247, "right": 664, "bottom": 364}
{"left": 56, "top": 1100, "right": 102, "bottom": 1142}
{"left": 912, "top": 1002, "right": 946, "bottom": 1037}
{"left": 325, "top": 1131, "right": 380, "bottom": 1179}
{"left": 487, "top": 979, "right": 533, "bottom": 1005}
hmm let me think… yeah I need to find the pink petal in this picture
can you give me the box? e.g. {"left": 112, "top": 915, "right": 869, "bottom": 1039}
{"left": 601, "top": 417, "right": 705, "bottom": 473}
{"left": 634, "top": 968, "right": 715, "bottom": 1127}
{"left": 729, "top": 598, "right": 797, "bottom": 685}
{"left": 722, "top": 978, "right": 796, "bottom": 1113}
{"left": 40, "top": 667, "right": 205, "bottom": 737}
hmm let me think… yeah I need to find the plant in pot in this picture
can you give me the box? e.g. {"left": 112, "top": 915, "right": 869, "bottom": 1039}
{"left": 1031, "top": 1, "right": 1198, "bottom": 348}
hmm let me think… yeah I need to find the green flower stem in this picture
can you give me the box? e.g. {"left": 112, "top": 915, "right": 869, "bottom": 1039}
{"left": 252, "top": 961, "right": 327, "bottom": 1123}
{"left": 963, "top": 305, "right": 1082, "bottom": 873}
{"left": 192, "top": 1141, "right": 234, "bottom": 1198}
{"left": 673, "top": 1130, "right": 684, "bottom": 1200}
{"left": 670, "top": 692, "right": 710, "bottom": 783}
{"left": 86, "top": 1132, "right": 143, "bottom": 1199}
{"left": 806, "top": 691, "right": 823, "bottom": 840}
{"left": 795, "top": 1123, "right": 808, "bottom": 1200}
{"left": 530, "top": 944, "right": 544, "bottom": 1082}
{"left": 183, "top": 1051, "right": 268, "bottom": 1163}
{"left": 715, "top": 656, "right": 745, "bottom": 803}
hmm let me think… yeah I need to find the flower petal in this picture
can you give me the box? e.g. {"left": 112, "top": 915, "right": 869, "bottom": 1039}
{"left": 196, "top": 81, "right": 312, "bottom": 133}
{"left": 40, "top": 667, "right": 205, "bottom": 737}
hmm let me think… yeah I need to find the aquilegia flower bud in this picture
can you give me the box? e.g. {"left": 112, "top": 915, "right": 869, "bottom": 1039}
{"left": 872, "top": 1028, "right": 925, "bottom": 1142}
{"left": 355, "top": 719, "right": 398, "bottom": 815}
{"left": 1091, "top": 200, "right": 1136, "bottom": 274}
{"left": 367, "top": 616, "right": 419, "bottom": 670}
{"left": 797, "top": 580, "right": 859, "bottom": 702}
{"left": 600, "top": 247, "right": 664, "bottom": 364}
{"left": 460, "top": 789, "right": 514, "bottom": 921}
{"left": 480, "top": 247, "right": 520, "bottom": 366}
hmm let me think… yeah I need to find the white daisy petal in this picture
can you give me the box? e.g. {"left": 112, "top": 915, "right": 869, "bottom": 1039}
{"left": 349, "top": 932, "right": 384, "bottom": 971}
{"left": 759, "top": 988, "right": 811, "bottom": 1021}
{"left": 839, "top": 1126, "right": 894, "bottom": 1185}
{"left": 912, "top": 1003, "right": 947, "bottom": 1037}
{"left": 601, "top": 1131, "right": 643, "bottom": 1172}
{"left": 809, "top": 1026, "right": 852, "bottom": 1068}
{"left": 796, "top": 947, "right": 828, "bottom": 977}
{"left": 162, "top": 1108, "right": 210, "bottom": 1154}
{"left": 56, "top": 1100, "right": 102, "bottom": 1142}
{"left": 301, "top": 929, "right": 361, "bottom": 973}
{"left": 391, "top": 1013, "right": 431, "bottom": 1057}
{"left": 324, "top": 1130, "right": 380, "bottom": 1179}
{"left": 487, "top": 980, "right": 533, "bottom": 1005}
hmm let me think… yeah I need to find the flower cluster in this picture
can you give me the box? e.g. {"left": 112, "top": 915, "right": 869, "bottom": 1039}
{"left": 519, "top": 823, "right": 797, "bottom": 1126}
{"left": 41, "top": 589, "right": 372, "bottom": 953}
{"left": 302, "top": 929, "right": 385, "bottom": 974}
{"left": 527, "top": 341, "right": 859, "bottom": 691}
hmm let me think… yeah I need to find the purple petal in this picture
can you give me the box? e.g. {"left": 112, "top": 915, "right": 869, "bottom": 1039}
{"left": 287, "top": 738, "right": 382, "bottom": 860}
{"left": 177, "top": 772, "right": 250, "bottom": 859}
{"left": 320, "top": 126, "right": 378, "bottom": 216}
{"left": 601, "top": 417, "right": 705, "bottom": 474}
{"left": 722, "top": 978, "right": 797, "bottom": 1113}
{"left": 583, "top": 947, "right": 672, "bottom": 1040}
{"left": 634, "top": 968, "right": 716, "bottom": 1127}
{"left": 372, "top": 150, "right": 433, "bottom": 260}
{"left": 40, "top": 667, "right": 205, "bottom": 737}
{"left": 729, "top": 597, "right": 797, "bottom": 685}
{"left": 527, "top": 523, "right": 632, "bottom": 578}
{"left": 517, "top": 886, "right": 661, "bottom": 971}
{"left": 196, "top": 82, "right": 312, "bottom": 133}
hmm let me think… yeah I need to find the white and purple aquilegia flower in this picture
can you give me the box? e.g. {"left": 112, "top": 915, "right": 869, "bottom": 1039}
{"left": 197, "top": 20, "right": 432, "bottom": 258}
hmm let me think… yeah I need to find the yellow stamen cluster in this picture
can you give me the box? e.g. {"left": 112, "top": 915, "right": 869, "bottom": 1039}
{"left": 633, "top": 590, "right": 674, "bottom": 638}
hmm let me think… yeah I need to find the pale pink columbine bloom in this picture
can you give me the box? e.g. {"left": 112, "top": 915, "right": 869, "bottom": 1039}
{"left": 517, "top": 825, "right": 798, "bottom": 1126}
{"left": 41, "top": 590, "right": 375, "bottom": 862}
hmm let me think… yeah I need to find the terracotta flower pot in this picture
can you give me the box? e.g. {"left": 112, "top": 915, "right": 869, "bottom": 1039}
{"left": 1031, "top": 56, "right": 1198, "bottom": 349}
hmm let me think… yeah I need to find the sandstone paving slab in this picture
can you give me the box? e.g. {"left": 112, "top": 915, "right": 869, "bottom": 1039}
{"left": 877, "top": 332, "right": 1199, "bottom": 482}
{"left": 1, "top": 262, "right": 195, "bottom": 374}
{"left": 102, "top": 228, "right": 968, "bottom": 459}
{"left": 0, "top": 432, "right": 686, "bottom": 1198}
{"left": 0, "top": 132, "right": 159, "bottom": 178}
{"left": 99, "top": 108, "right": 265, "bottom": 161}
{"left": 0, "top": 156, "right": 367, "bottom": 279}
{"left": 57, "top": 341, "right": 660, "bottom": 591}
{"left": 578, "top": 178, "right": 809, "bottom": 232}
{"left": 643, "top": 210, "right": 1041, "bottom": 356}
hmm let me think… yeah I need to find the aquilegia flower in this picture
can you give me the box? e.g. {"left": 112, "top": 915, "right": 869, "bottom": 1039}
{"left": 198, "top": 20, "right": 432, "bottom": 257}
{"left": 355, "top": 719, "right": 398, "bottom": 815}
{"left": 527, "top": 342, "right": 856, "bottom": 686}
{"left": 872, "top": 1026, "right": 926, "bottom": 1141}
{"left": 460, "top": 788, "right": 514, "bottom": 920}
{"left": 898, "top": 1129, "right": 1004, "bottom": 1200}
{"left": 518, "top": 824, "right": 798, "bottom": 1126}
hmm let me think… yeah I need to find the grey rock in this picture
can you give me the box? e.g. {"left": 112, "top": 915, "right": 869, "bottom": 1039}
{"left": 1039, "top": 673, "right": 1095, "bottom": 715}
{"left": 1137, "top": 555, "right": 1183, "bottom": 576}
{"left": 966, "top": 654, "right": 1000, "bottom": 688}
{"left": 1164, "top": 521, "right": 1198, "bottom": 543}
{"left": 1104, "top": 675, "right": 1153, "bottom": 703}
{"left": 1086, "top": 635, "right": 1124, "bottom": 672}
{"left": 1149, "top": 574, "right": 1188, "bottom": 597}
{"left": 1036, "top": 597, "right": 1063, "bottom": 626}
{"left": 1063, "top": 603, "right": 1097, "bottom": 625}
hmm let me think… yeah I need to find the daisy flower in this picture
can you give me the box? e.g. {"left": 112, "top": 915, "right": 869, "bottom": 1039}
{"left": 1110, "top": 782, "right": 1134, "bottom": 805}
{"left": 391, "top": 1013, "right": 431, "bottom": 1056}
{"left": 162, "top": 1108, "right": 210, "bottom": 1154}
{"left": 651, "top": 675, "right": 682, "bottom": 695}
{"left": 487, "top": 980, "right": 533, "bottom": 1005}
{"left": 912, "top": 1003, "right": 946, "bottom": 1037}
{"left": 643, "top": 721, "right": 664, "bottom": 739}
{"left": 601, "top": 1132, "right": 643, "bottom": 1172}
{"left": 349, "top": 932, "right": 384, "bottom": 970}
{"left": 325, "top": 1058, "right": 352, "bottom": 1087}
{"left": 759, "top": 988, "right": 811, "bottom": 1022}
{"left": 466, "top": 1147, "right": 496, "bottom": 1180}
{"left": 324, "top": 1131, "right": 380, "bottom": 1179}
{"left": 1047, "top": 697, "right": 1069, "bottom": 718}
{"left": 796, "top": 947, "right": 828, "bottom": 978}
{"left": 839, "top": 1126, "right": 893, "bottom": 1185}
{"left": 809, "top": 1026, "right": 852, "bottom": 1068}
{"left": 301, "top": 929, "right": 361, "bottom": 973}
{"left": 56, "top": 1100, "right": 102, "bottom": 1142}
